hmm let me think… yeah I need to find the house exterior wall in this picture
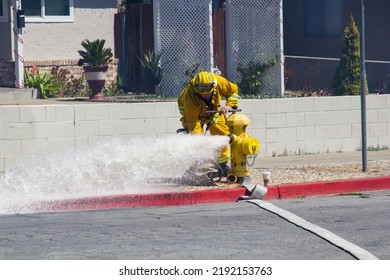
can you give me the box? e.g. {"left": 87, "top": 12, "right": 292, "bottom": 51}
{"left": 22, "top": 0, "right": 117, "bottom": 61}
{"left": 1, "top": 0, "right": 117, "bottom": 61}
{"left": 1, "top": 95, "right": 389, "bottom": 173}
{"left": 0, "top": 0, "right": 118, "bottom": 88}
{"left": 284, "top": 0, "right": 390, "bottom": 91}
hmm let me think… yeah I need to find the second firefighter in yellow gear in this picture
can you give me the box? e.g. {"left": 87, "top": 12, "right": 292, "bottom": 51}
{"left": 177, "top": 71, "right": 239, "bottom": 174}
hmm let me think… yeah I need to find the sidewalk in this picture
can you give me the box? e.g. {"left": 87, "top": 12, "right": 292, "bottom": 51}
{"left": 43, "top": 150, "right": 390, "bottom": 213}
{"left": 254, "top": 149, "right": 390, "bottom": 169}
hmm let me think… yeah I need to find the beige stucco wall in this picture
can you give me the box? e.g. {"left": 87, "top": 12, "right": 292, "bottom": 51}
{"left": 21, "top": 0, "right": 117, "bottom": 61}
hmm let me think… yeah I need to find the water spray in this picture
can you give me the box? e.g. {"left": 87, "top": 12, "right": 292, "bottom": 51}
{"left": 0, "top": 135, "right": 229, "bottom": 214}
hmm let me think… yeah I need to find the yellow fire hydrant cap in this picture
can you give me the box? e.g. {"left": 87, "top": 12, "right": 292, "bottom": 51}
{"left": 226, "top": 113, "right": 250, "bottom": 127}
{"left": 242, "top": 137, "right": 260, "bottom": 155}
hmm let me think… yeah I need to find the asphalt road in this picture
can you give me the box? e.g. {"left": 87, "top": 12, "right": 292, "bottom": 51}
{"left": 0, "top": 190, "right": 389, "bottom": 260}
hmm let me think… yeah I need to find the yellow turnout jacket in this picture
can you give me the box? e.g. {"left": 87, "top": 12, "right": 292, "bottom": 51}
{"left": 177, "top": 74, "right": 239, "bottom": 135}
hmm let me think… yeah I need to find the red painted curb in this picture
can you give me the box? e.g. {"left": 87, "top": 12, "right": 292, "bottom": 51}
{"left": 276, "top": 176, "right": 390, "bottom": 199}
{"left": 42, "top": 188, "right": 247, "bottom": 212}
{"left": 38, "top": 176, "right": 390, "bottom": 212}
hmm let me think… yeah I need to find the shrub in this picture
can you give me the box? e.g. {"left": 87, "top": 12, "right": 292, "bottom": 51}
{"left": 50, "top": 66, "right": 85, "bottom": 97}
{"left": 284, "top": 67, "right": 294, "bottom": 89}
{"left": 24, "top": 66, "right": 61, "bottom": 99}
{"left": 374, "top": 73, "right": 390, "bottom": 94}
{"left": 24, "top": 66, "right": 86, "bottom": 98}
{"left": 332, "top": 14, "right": 368, "bottom": 95}
{"left": 236, "top": 56, "right": 277, "bottom": 97}
{"left": 301, "top": 85, "right": 334, "bottom": 97}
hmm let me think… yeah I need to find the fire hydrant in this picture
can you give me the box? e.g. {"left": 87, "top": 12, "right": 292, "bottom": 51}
{"left": 226, "top": 112, "right": 268, "bottom": 200}
{"left": 226, "top": 112, "right": 259, "bottom": 183}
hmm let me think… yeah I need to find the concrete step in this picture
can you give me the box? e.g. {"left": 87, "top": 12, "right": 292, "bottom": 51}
{"left": 0, "top": 87, "right": 37, "bottom": 101}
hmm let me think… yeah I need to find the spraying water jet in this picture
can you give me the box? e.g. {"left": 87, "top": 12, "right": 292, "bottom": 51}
{"left": 181, "top": 109, "right": 268, "bottom": 200}
{"left": 0, "top": 135, "right": 229, "bottom": 214}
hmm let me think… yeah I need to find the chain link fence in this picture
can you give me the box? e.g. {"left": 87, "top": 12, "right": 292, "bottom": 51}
{"left": 227, "top": 0, "right": 283, "bottom": 96}
{"left": 154, "top": 0, "right": 283, "bottom": 98}
{"left": 154, "top": 0, "right": 213, "bottom": 98}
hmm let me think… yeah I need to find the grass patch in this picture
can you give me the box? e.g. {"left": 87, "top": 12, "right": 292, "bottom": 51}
{"left": 357, "top": 145, "right": 389, "bottom": 152}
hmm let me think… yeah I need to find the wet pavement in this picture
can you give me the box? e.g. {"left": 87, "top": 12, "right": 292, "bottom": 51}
{"left": 0, "top": 190, "right": 389, "bottom": 260}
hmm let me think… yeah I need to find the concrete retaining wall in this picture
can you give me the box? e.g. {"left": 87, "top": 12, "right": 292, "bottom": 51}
{"left": 1, "top": 95, "right": 389, "bottom": 172}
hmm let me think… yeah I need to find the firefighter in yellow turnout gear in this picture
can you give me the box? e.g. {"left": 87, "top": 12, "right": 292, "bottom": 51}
{"left": 178, "top": 71, "right": 239, "bottom": 176}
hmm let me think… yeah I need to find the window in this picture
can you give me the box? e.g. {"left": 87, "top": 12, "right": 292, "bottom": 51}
{"left": 22, "top": 0, "right": 74, "bottom": 22}
{"left": 304, "top": 0, "right": 342, "bottom": 36}
{"left": 0, "top": 0, "right": 8, "bottom": 22}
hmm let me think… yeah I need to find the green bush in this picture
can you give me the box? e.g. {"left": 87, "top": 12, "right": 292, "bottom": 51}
{"left": 50, "top": 66, "right": 85, "bottom": 97}
{"left": 332, "top": 14, "right": 368, "bottom": 96}
{"left": 24, "top": 66, "right": 87, "bottom": 98}
{"left": 236, "top": 56, "right": 277, "bottom": 97}
{"left": 24, "top": 66, "right": 61, "bottom": 99}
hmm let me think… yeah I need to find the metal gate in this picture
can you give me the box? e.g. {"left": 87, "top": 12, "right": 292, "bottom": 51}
{"left": 154, "top": 0, "right": 213, "bottom": 97}
{"left": 227, "top": 0, "right": 283, "bottom": 96}
{"left": 153, "top": 0, "right": 283, "bottom": 97}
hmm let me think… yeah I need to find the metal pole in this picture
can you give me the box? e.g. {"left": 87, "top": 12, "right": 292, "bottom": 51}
{"left": 119, "top": 13, "right": 128, "bottom": 89}
{"left": 360, "top": 0, "right": 367, "bottom": 172}
{"left": 225, "top": 0, "right": 233, "bottom": 81}
{"left": 207, "top": 0, "right": 214, "bottom": 72}
{"left": 278, "top": 0, "right": 285, "bottom": 97}
{"left": 13, "top": 0, "right": 24, "bottom": 89}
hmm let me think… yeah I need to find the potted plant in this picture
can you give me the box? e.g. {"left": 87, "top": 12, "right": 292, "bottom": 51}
{"left": 78, "top": 39, "right": 113, "bottom": 100}
{"left": 138, "top": 49, "right": 163, "bottom": 87}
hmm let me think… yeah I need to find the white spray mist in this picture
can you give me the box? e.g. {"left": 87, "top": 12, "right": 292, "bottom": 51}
{"left": 0, "top": 134, "right": 229, "bottom": 214}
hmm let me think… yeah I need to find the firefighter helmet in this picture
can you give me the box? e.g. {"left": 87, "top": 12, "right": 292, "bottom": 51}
{"left": 194, "top": 71, "right": 217, "bottom": 95}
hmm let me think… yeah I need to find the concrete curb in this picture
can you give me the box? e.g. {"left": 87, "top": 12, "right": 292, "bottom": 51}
{"left": 42, "top": 176, "right": 390, "bottom": 212}
{"left": 271, "top": 176, "right": 390, "bottom": 199}
{"left": 41, "top": 188, "right": 247, "bottom": 212}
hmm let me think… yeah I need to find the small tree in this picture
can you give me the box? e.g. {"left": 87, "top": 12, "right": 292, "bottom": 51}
{"left": 332, "top": 14, "right": 368, "bottom": 96}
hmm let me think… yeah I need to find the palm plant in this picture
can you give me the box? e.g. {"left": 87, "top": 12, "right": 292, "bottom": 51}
{"left": 138, "top": 49, "right": 162, "bottom": 70}
{"left": 78, "top": 39, "right": 113, "bottom": 67}
{"left": 138, "top": 50, "right": 163, "bottom": 87}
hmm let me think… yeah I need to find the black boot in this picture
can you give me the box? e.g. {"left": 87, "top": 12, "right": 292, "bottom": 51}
{"left": 218, "top": 163, "right": 230, "bottom": 177}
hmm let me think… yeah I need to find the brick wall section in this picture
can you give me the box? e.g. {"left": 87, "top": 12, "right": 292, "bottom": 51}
{"left": 25, "top": 59, "right": 119, "bottom": 87}
{"left": 1, "top": 95, "right": 389, "bottom": 172}
{"left": 1, "top": 59, "right": 118, "bottom": 89}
